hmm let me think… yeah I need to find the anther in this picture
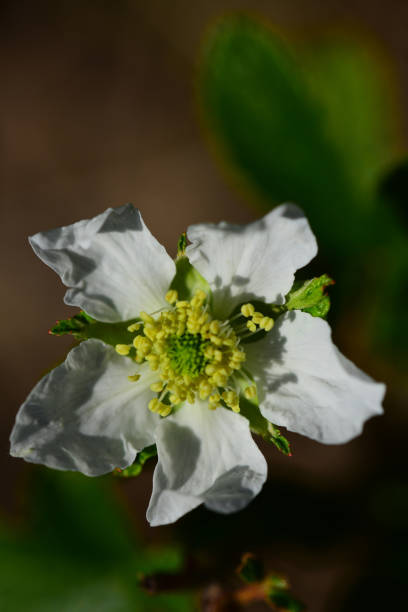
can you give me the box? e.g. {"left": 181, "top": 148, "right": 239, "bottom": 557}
{"left": 246, "top": 321, "right": 257, "bottom": 333}
{"left": 115, "top": 344, "right": 131, "bottom": 356}
{"left": 244, "top": 385, "right": 257, "bottom": 399}
{"left": 127, "top": 322, "right": 141, "bottom": 333}
{"left": 260, "top": 317, "right": 274, "bottom": 331}
{"left": 150, "top": 381, "right": 164, "bottom": 392}
{"left": 252, "top": 312, "right": 264, "bottom": 325}
{"left": 128, "top": 373, "right": 141, "bottom": 382}
{"left": 165, "top": 289, "right": 178, "bottom": 304}
{"left": 241, "top": 303, "right": 255, "bottom": 318}
{"left": 140, "top": 311, "right": 155, "bottom": 324}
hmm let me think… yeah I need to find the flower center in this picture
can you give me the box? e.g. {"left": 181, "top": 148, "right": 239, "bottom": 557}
{"left": 167, "top": 332, "right": 209, "bottom": 377}
{"left": 115, "top": 289, "right": 274, "bottom": 417}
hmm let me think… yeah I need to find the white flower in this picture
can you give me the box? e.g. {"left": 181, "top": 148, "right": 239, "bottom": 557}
{"left": 10, "top": 203, "right": 385, "bottom": 526}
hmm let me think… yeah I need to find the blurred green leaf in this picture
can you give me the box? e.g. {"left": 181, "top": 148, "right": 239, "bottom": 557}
{"left": 302, "top": 39, "right": 398, "bottom": 200}
{"left": 199, "top": 16, "right": 367, "bottom": 257}
{"left": 0, "top": 470, "right": 192, "bottom": 612}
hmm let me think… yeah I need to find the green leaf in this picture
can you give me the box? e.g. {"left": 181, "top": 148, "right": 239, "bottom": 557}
{"left": 169, "top": 255, "right": 210, "bottom": 302}
{"left": 199, "top": 16, "right": 367, "bottom": 256}
{"left": 113, "top": 445, "right": 157, "bottom": 478}
{"left": 301, "top": 38, "right": 398, "bottom": 201}
{"left": 239, "top": 395, "right": 291, "bottom": 456}
{"left": 285, "top": 274, "right": 334, "bottom": 317}
{"left": 50, "top": 311, "right": 140, "bottom": 347}
{"left": 237, "top": 553, "right": 265, "bottom": 583}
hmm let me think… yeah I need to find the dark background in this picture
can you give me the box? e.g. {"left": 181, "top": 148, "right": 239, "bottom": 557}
{"left": 2, "top": 2, "right": 408, "bottom": 611}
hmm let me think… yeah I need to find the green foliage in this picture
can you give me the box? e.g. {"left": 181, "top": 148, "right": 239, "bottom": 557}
{"left": 113, "top": 445, "right": 157, "bottom": 478}
{"left": 0, "top": 470, "right": 192, "bottom": 612}
{"left": 285, "top": 274, "right": 334, "bottom": 318}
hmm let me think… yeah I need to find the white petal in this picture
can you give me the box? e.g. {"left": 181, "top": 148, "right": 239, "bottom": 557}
{"left": 146, "top": 402, "right": 267, "bottom": 526}
{"left": 186, "top": 204, "right": 317, "bottom": 319}
{"left": 245, "top": 311, "right": 385, "bottom": 444}
{"left": 29, "top": 204, "right": 176, "bottom": 322}
{"left": 10, "top": 339, "right": 160, "bottom": 476}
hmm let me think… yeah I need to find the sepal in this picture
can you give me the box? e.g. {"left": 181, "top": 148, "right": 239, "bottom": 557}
{"left": 112, "top": 445, "right": 157, "bottom": 478}
{"left": 239, "top": 396, "right": 292, "bottom": 456}
{"left": 236, "top": 554, "right": 305, "bottom": 611}
{"left": 170, "top": 255, "right": 210, "bottom": 301}
{"left": 285, "top": 274, "right": 334, "bottom": 318}
{"left": 50, "top": 311, "right": 140, "bottom": 347}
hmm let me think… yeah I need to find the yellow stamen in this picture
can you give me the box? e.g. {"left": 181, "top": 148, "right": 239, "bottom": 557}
{"left": 252, "top": 312, "right": 264, "bottom": 325}
{"left": 127, "top": 322, "right": 141, "bottom": 333}
{"left": 244, "top": 385, "right": 257, "bottom": 400}
{"left": 241, "top": 303, "right": 255, "bottom": 317}
{"left": 246, "top": 321, "right": 257, "bottom": 333}
{"left": 261, "top": 317, "right": 274, "bottom": 331}
{"left": 122, "top": 289, "right": 274, "bottom": 416}
{"left": 115, "top": 344, "right": 131, "bottom": 356}
{"left": 150, "top": 381, "right": 164, "bottom": 392}
{"left": 128, "top": 373, "right": 141, "bottom": 382}
{"left": 165, "top": 289, "right": 178, "bottom": 304}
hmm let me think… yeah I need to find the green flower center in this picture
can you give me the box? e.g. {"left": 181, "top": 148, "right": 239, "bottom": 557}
{"left": 115, "top": 289, "right": 274, "bottom": 417}
{"left": 167, "top": 332, "right": 209, "bottom": 377}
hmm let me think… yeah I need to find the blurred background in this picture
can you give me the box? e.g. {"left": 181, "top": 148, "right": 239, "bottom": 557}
{"left": 2, "top": 1, "right": 408, "bottom": 610}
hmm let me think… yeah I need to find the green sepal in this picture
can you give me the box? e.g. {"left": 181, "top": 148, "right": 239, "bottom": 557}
{"left": 169, "top": 255, "right": 210, "bottom": 302}
{"left": 285, "top": 274, "right": 334, "bottom": 318}
{"left": 237, "top": 553, "right": 265, "bottom": 583}
{"left": 267, "top": 423, "right": 292, "bottom": 456}
{"left": 50, "top": 312, "right": 94, "bottom": 336}
{"left": 50, "top": 311, "right": 140, "bottom": 347}
{"left": 112, "top": 445, "right": 157, "bottom": 478}
{"left": 239, "top": 395, "right": 292, "bottom": 456}
{"left": 176, "top": 232, "right": 187, "bottom": 257}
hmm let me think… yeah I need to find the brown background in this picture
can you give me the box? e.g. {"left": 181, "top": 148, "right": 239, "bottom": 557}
{"left": 2, "top": 2, "right": 408, "bottom": 611}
